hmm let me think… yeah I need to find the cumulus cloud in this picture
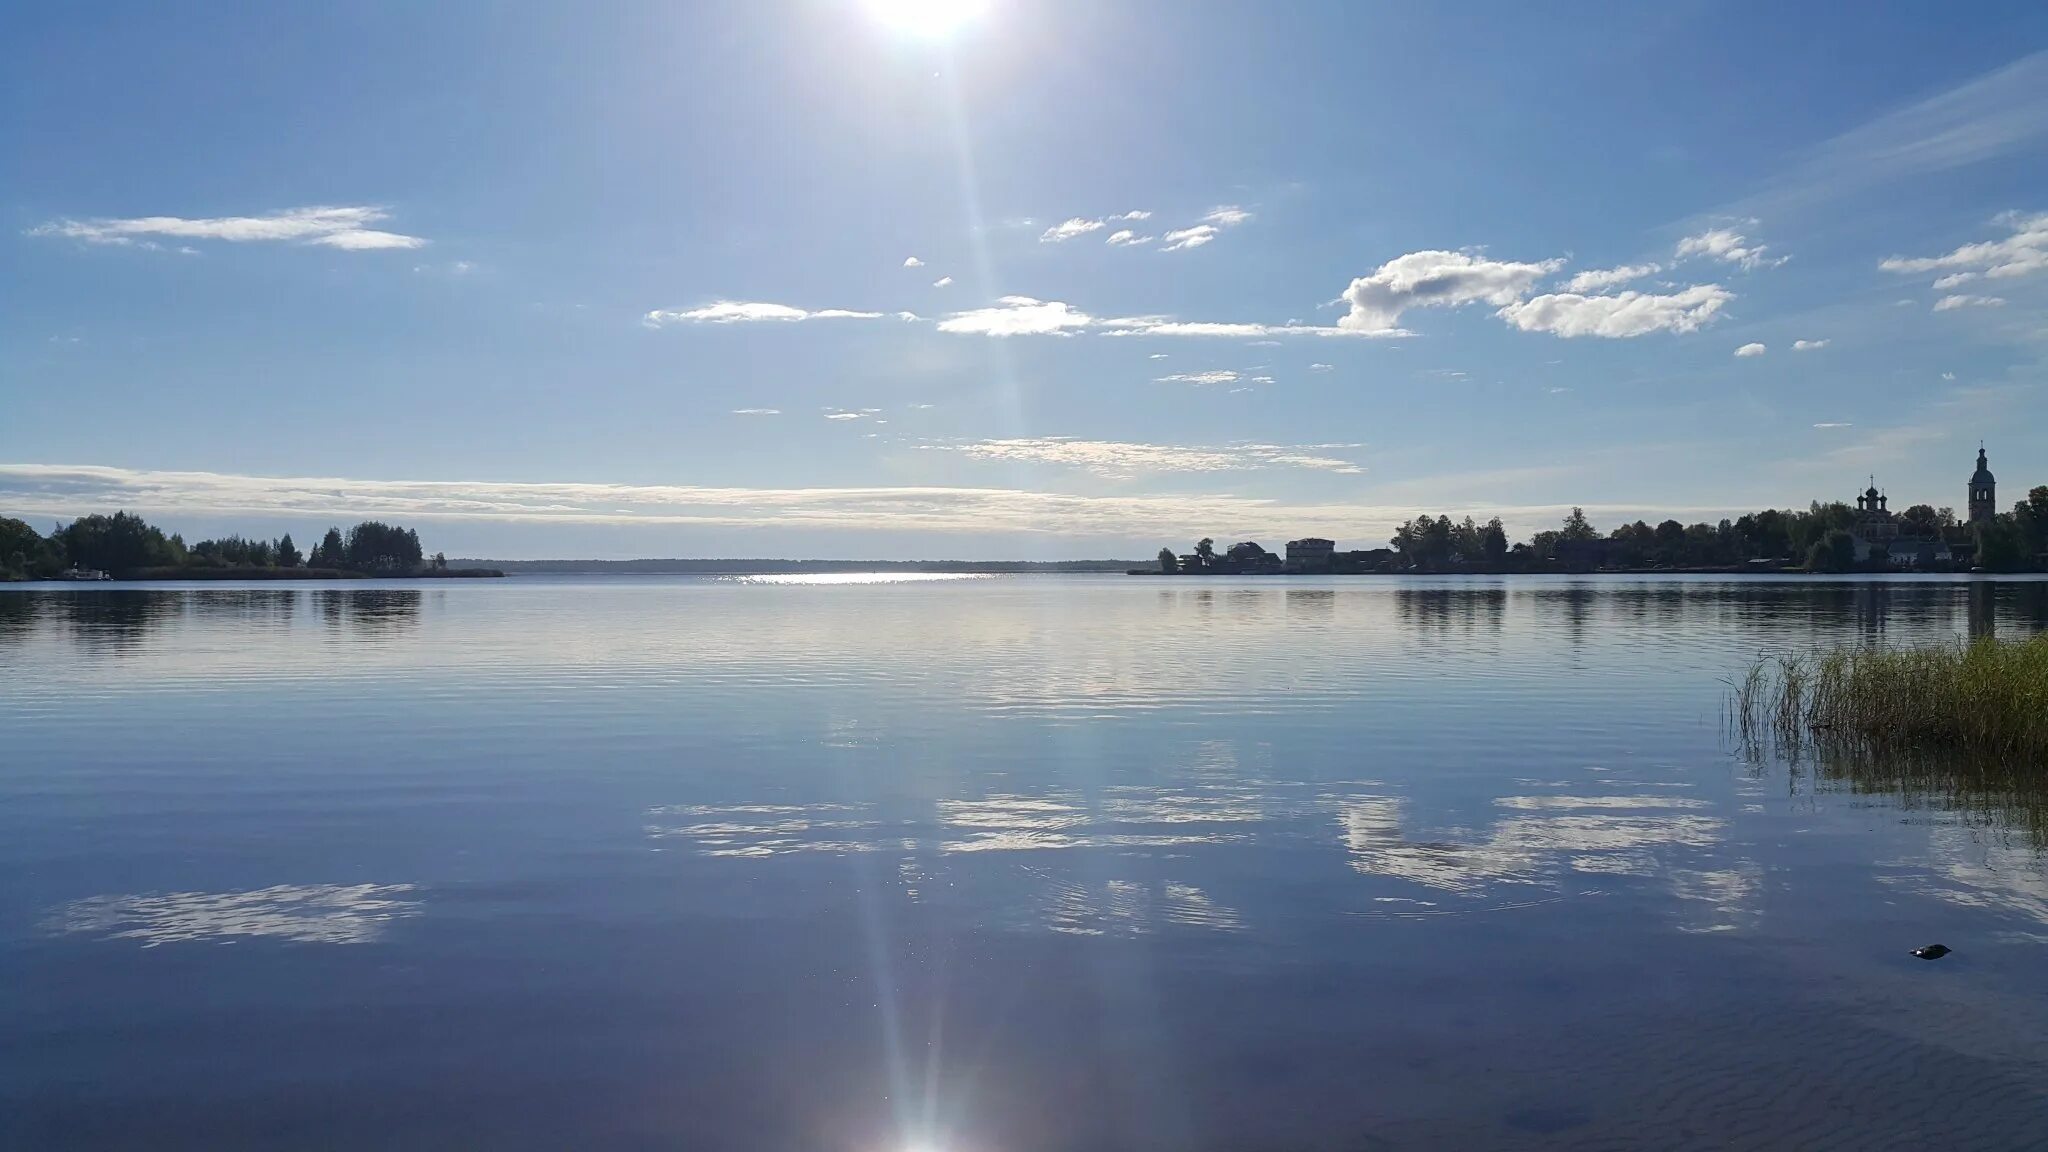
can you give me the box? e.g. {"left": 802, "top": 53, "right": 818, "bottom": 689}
{"left": 1675, "top": 225, "right": 1783, "bottom": 270}
{"left": 732, "top": 408, "right": 781, "bottom": 415}
{"left": 1561, "top": 263, "right": 1662, "bottom": 293}
{"left": 903, "top": 256, "right": 924, "bottom": 267}
{"left": 1734, "top": 342, "right": 1767, "bottom": 357}
{"left": 28, "top": 205, "right": 426, "bottom": 251}
{"left": 1154, "top": 370, "right": 1241, "bottom": 385}
{"left": 1882, "top": 212, "right": 2048, "bottom": 283}
{"left": 1105, "top": 229, "right": 1152, "bottom": 247}
{"left": 1340, "top": 250, "right": 1565, "bottom": 333}
{"left": 1495, "top": 284, "right": 1732, "bottom": 338}
{"left": 926, "top": 437, "right": 1363, "bottom": 476}
{"left": 1041, "top": 217, "right": 1108, "bottom": 243}
{"left": 937, "top": 296, "right": 1098, "bottom": 336}
{"left": 1793, "top": 339, "right": 1829, "bottom": 351}
{"left": 932, "top": 276, "right": 953, "bottom": 288}
{"left": 644, "top": 301, "right": 886, "bottom": 325}
{"left": 1933, "top": 293, "right": 2006, "bottom": 310}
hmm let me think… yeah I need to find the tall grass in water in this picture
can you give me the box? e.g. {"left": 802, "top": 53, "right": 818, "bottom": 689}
{"left": 1732, "top": 634, "right": 2048, "bottom": 759}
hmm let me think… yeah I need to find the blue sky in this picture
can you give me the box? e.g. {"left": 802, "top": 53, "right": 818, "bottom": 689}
{"left": 6, "top": 0, "right": 2048, "bottom": 558}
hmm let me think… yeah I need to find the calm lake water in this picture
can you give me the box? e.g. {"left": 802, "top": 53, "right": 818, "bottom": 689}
{"left": 5, "top": 574, "right": 2048, "bottom": 1150}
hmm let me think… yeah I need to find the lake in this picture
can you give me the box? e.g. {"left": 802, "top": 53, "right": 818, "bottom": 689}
{"left": 4, "top": 574, "right": 2048, "bottom": 1150}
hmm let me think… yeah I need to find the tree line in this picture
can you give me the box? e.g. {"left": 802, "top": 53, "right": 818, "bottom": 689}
{"left": 1157, "top": 485, "right": 2048, "bottom": 575}
{"left": 1, "top": 512, "right": 449, "bottom": 580}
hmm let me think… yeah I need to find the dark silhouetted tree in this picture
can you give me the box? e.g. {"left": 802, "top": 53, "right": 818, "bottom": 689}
{"left": 1806, "top": 530, "right": 1857, "bottom": 573}
{"left": 277, "top": 533, "right": 302, "bottom": 568}
{"left": 1157, "top": 547, "right": 1177, "bottom": 573}
{"left": 1561, "top": 507, "right": 1597, "bottom": 541}
{"left": 58, "top": 512, "right": 177, "bottom": 574}
{"left": 343, "top": 521, "right": 423, "bottom": 572}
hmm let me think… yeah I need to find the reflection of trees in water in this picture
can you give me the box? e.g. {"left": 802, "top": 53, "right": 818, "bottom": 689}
{"left": 1394, "top": 585, "right": 1506, "bottom": 639}
{"left": 186, "top": 588, "right": 297, "bottom": 628}
{"left": 0, "top": 593, "right": 34, "bottom": 648}
{"left": 314, "top": 589, "right": 424, "bottom": 633}
{"left": 1742, "top": 736, "right": 2048, "bottom": 848}
{"left": 39, "top": 591, "right": 185, "bottom": 651}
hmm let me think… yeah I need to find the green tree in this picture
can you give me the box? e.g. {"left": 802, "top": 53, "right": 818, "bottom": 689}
{"left": 311, "top": 527, "right": 345, "bottom": 569}
{"left": 1193, "top": 538, "right": 1215, "bottom": 569}
{"left": 1899, "top": 503, "right": 1941, "bottom": 536}
{"left": 1479, "top": 517, "right": 1508, "bottom": 563}
{"left": 277, "top": 533, "right": 303, "bottom": 568}
{"left": 1976, "top": 515, "right": 2027, "bottom": 571}
{"left": 432, "top": 551, "right": 448, "bottom": 571}
{"left": 1806, "top": 530, "right": 1857, "bottom": 573}
{"left": 343, "top": 521, "right": 424, "bottom": 572}
{"left": 57, "top": 512, "right": 176, "bottom": 574}
{"left": 2013, "top": 486, "right": 2048, "bottom": 556}
{"left": 1561, "top": 507, "right": 1597, "bottom": 541}
{"left": 1157, "top": 547, "right": 1177, "bottom": 573}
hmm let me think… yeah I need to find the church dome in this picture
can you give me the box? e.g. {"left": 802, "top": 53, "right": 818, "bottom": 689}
{"left": 1971, "top": 447, "right": 1995, "bottom": 485}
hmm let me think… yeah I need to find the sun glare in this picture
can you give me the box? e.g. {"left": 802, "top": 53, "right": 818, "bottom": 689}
{"left": 864, "top": 0, "right": 987, "bottom": 39}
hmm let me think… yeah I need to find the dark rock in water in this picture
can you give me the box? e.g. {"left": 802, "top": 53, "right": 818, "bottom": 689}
{"left": 1910, "top": 944, "right": 1951, "bottom": 960}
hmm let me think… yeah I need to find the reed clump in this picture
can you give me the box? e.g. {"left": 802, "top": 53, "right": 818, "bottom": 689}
{"left": 1732, "top": 634, "right": 2048, "bottom": 759}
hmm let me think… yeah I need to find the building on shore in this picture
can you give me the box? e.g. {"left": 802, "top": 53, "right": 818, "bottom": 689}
{"left": 1969, "top": 444, "right": 1997, "bottom": 524}
{"left": 1849, "top": 481, "right": 1899, "bottom": 563}
{"left": 1285, "top": 537, "right": 1335, "bottom": 574}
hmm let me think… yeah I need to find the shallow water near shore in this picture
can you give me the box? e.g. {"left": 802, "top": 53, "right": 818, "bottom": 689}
{"left": 4, "top": 574, "right": 2048, "bottom": 1150}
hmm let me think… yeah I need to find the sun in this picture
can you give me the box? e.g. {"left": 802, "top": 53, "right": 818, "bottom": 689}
{"left": 863, "top": 0, "right": 987, "bottom": 39}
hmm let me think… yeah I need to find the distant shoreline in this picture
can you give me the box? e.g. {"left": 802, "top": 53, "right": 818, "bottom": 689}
{"left": 449, "top": 558, "right": 1142, "bottom": 575}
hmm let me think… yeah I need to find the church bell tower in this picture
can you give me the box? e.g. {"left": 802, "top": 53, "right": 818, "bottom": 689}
{"left": 1969, "top": 444, "right": 1997, "bottom": 525}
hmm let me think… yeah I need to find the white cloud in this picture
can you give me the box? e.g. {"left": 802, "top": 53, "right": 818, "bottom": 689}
{"left": 644, "top": 301, "right": 886, "bottom": 325}
{"left": 926, "top": 437, "right": 1363, "bottom": 476}
{"left": 1734, "top": 342, "right": 1767, "bottom": 357}
{"left": 937, "top": 296, "right": 1097, "bottom": 336}
{"left": 903, "top": 256, "right": 924, "bottom": 267}
{"left": 1882, "top": 211, "right": 2048, "bottom": 283}
{"left": 1160, "top": 225, "right": 1219, "bottom": 251}
{"left": 1933, "top": 294, "right": 2007, "bottom": 311}
{"left": 28, "top": 205, "right": 426, "bottom": 251}
{"left": 1813, "top": 422, "right": 1854, "bottom": 428}
{"left": 732, "top": 408, "right": 781, "bottom": 415}
{"left": 1340, "top": 250, "right": 1565, "bottom": 333}
{"left": 1148, "top": 353, "right": 1169, "bottom": 359}
{"left": 1495, "top": 284, "right": 1732, "bottom": 339}
{"left": 1114, "top": 210, "right": 1152, "bottom": 221}
{"left": 1309, "top": 363, "right": 1334, "bottom": 371}
{"left": 1943, "top": 371, "right": 1958, "bottom": 381}
{"left": 1675, "top": 226, "right": 1783, "bottom": 270}
{"left": 825, "top": 412, "right": 864, "bottom": 420}
{"left": 1792, "top": 339, "right": 1829, "bottom": 351}
{"left": 937, "top": 298, "right": 1391, "bottom": 340}
{"left": 1561, "top": 263, "right": 1662, "bottom": 293}
{"left": 932, "top": 276, "right": 953, "bottom": 287}
{"left": 1154, "top": 370, "right": 1241, "bottom": 385}
{"left": 1040, "top": 217, "right": 1107, "bottom": 243}
{"left": 1105, "top": 229, "right": 1152, "bottom": 247}
{"left": 1156, "top": 206, "right": 1252, "bottom": 253}
{"left": 907, "top": 402, "right": 935, "bottom": 409}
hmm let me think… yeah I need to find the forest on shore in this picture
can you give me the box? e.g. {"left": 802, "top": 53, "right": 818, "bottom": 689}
{"left": 0, "top": 512, "right": 497, "bottom": 580}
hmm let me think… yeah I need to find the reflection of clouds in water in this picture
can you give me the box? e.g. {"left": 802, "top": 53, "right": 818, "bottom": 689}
{"left": 1335, "top": 794, "right": 1723, "bottom": 897}
{"left": 46, "top": 883, "right": 419, "bottom": 947}
{"left": 1670, "top": 864, "right": 1763, "bottom": 934}
{"left": 1030, "top": 872, "right": 1244, "bottom": 937}
{"left": 645, "top": 803, "right": 890, "bottom": 858}
{"left": 1881, "top": 826, "right": 2048, "bottom": 927}
{"left": 940, "top": 791, "right": 1256, "bottom": 854}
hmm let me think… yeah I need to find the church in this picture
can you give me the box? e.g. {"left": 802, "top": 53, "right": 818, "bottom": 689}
{"left": 1847, "top": 445, "right": 1994, "bottom": 567}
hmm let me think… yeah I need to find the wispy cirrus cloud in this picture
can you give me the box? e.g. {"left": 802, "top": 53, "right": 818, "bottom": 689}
{"left": 732, "top": 408, "right": 781, "bottom": 415}
{"left": 644, "top": 301, "right": 886, "bottom": 325}
{"left": 1561, "top": 263, "right": 1663, "bottom": 293}
{"left": 1105, "top": 229, "right": 1152, "bottom": 247}
{"left": 28, "top": 205, "right": 426, "bottom": 251}
{"left": 1159, "top": 206, "right": 1254, "bottom": 253}
{"left": 1154, "top": 370, "right": 1242, "bottom": 385}
{"left": 1040, "top": 210, "right": 1150, "bottom": 244}
{"left": 1932, "top": 293, "right": 2006, "bottom": 311}
{"left": 1881, "top": 211, "right": 2048, "bottom": 286}
{"left": 1674, "top": 225, "right": 1783, "bottom": 270}
{"left": 923, "top": 437, "right": 1364, "bottom": 476}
